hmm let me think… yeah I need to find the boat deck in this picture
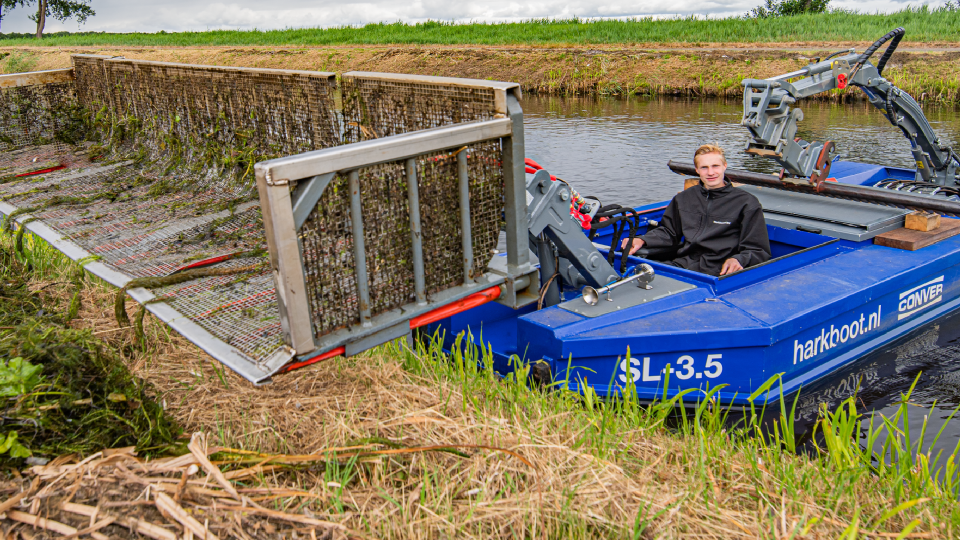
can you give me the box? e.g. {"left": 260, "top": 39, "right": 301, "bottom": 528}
{"left": 439, "top": 183, "right": 960, "bottom": 403}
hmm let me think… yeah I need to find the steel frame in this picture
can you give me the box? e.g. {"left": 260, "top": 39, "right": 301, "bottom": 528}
{"left": 2, "top": 65, "right": 537, "bottom": 381}
{"left": 257, "top": 76, "right": 536, "bottom": 360}
{"left": 0, "top": 59, "right": 334, "bottom": 385}
{"left": 0, "top": 68, "right": 75, "bottom": 88}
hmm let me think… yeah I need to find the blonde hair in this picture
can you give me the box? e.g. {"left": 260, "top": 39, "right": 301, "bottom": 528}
{"left": 694, "top": 144, "right": 727, "bottom": 167}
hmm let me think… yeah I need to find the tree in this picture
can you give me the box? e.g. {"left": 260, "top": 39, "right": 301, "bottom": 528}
{"left": 749, "top": 0, "right": 829, "bottom": 17}
{"left": 0, "top": 0, "right": 94, "bottom": 38}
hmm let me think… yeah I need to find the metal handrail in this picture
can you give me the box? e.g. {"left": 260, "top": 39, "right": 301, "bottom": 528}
{"left": 256, "top": 118, "right": 512, "bottom": 186}
{"left": 256, "top": 115, "right": 531, "bottom": 357}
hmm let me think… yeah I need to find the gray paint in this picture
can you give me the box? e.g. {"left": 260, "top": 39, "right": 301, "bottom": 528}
{"left": 559, "top": 274, "right": 696, "bottom": 318}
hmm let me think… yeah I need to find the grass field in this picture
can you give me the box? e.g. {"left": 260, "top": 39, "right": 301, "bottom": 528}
{"left": 0, "top": 8, "right": 958, "bottom": 47}
{"left": 2, "top": 225, "right": 960, "bottom": 537}
{"left": 4, "top": 40, "right": 960, "bottom": 102}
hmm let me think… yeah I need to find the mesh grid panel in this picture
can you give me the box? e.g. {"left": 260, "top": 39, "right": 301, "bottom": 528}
{"left": 0, "top": 57, "right": 341, "bottom": 368}
{"left": 361, "top": 161, "right": 416, "bottom": 315}
{"left": 298, "top": 75, "right": 507, "bottom": 339}
{"left": 73, "top": 56, "right": 341, "bottom": 194}
{"left": 153, "top": 258, "right": 283, "bottom": 360}
{"left": 2, "top": 62, "right": 514, "bottom": 375}
{"left": 0, "top": 82, "right": 79, "bottom": 153}
{"left": 342, "top": 77, "right": 499, "bottom": 142}
{"left": 299, "top": 173, "right": 360, "bottom": 335}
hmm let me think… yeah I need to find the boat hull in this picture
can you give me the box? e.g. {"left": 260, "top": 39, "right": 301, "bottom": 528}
{"left": 434, "top": 160, "right": 960, "bottom": 404}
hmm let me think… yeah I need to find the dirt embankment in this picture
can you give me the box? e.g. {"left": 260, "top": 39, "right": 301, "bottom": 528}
{"left": 3, "top": 43, "right": 959, "bottom": 102}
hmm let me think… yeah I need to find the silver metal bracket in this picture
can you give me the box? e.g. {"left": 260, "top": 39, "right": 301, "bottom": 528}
{"left": 292, "top": 172, "right": 336, "bottom": 230}
{"left": 495, "top": 270, "right": 539, "bottom": 309}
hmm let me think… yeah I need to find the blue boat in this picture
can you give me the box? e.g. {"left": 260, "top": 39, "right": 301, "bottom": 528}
{"left": 432, "top": 164, "right": 958, "bottom": 404}
{"left": 427, "top": 30, "right": 960, "bottom": 404}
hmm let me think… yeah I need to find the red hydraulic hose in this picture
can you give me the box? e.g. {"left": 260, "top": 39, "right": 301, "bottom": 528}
{"left": 409, "top": 285, "right": 501, "bottom": 328}
{"left": 16, "top": 165, "right": 66, "bottom": 177}
{"left": 168, "top": 253, "right": 239, "bottom": 275}
{"left": 524, "top": 157, "right": 557, "bottom": 180}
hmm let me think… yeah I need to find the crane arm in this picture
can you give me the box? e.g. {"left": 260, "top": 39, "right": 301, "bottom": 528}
{"left": 740, "top": 28, "right": 959, "bottom": 185}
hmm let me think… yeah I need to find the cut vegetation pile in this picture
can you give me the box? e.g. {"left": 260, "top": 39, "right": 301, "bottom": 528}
{"left": 0, "top": 432, "right": 347, "bottom": 540}
{"left": 0, "top": 230, "right": 179, "bottom": 460}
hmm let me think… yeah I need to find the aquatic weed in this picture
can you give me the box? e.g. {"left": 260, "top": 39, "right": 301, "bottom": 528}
{"left": 0, "top": 228, "right": 180, "bottom": 462}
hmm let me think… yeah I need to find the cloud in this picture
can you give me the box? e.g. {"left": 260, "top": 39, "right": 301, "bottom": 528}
{"left": 0, "top": 0, "right": 948, "bottom": 34}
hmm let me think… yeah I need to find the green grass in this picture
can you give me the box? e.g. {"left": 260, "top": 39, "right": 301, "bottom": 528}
{"left": 0, "top": 225, "right": 180, "bottom": 461}
{"left": 369, "top": 331, "right": 960, "bottom": 536}
{"left": 0, "top": 8, "right": 958, "bottom": 47}
{"left": 2, "top": 223, "right": 960, "bottom": 535}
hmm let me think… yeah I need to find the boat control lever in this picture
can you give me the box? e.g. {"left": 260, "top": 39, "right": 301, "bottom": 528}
{"left": 582, "top": 264, "right": 655, "bottom": 306}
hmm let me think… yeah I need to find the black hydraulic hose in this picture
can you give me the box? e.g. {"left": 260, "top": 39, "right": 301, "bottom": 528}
{"left": 875, "top": 179, "right": 960, "bottom": 197}
{"left": 620, "top": 212, "right": 640, "bottom": 274}
{"left": 824, "top": 49, "right": 849, "bottom": 61}
{"left": 596, "top": 204, "right": 644, "bottom": 270}
{"left": 885, "top": 85, "right": 897, "bottom": 125}
{"left": 854, "top": 27, "right": 905, "bottom": 77}
{"left": 607, "top": 214, "right": 623, "bottom": 266}
{"left": 667, "top": 161, "right": 960, "bottom": 216}
{"left": 875, "top": 27, "right": 904, "bottom": 75}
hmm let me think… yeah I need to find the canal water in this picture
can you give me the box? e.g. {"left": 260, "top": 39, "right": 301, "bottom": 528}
{"left": 520, "top": 95, "right": 960, "bottom": 465}
{"left": 521, "top": 95, "right": 960, "bottom": 207}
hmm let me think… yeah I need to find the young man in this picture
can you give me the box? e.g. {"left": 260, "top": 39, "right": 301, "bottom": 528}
{"left": 620, "top": 144, "right": 771, "bottom": 276}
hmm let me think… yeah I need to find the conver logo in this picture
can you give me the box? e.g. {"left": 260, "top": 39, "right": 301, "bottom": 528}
{"left": 898, "top": 276, "right": 944, "bottom": 321}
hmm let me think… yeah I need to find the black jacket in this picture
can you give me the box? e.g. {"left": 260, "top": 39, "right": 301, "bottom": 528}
{"left": 640, "top": 181, "right": 771, "bottom": 276}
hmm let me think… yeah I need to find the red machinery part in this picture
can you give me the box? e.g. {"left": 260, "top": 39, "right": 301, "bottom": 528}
{"left": 525, "top": 158, "right": 592, "bottom": 229}
{"left": 837, "top": 73, "right": 848, "bottom": 90}
{"left": 280, "top": 285, "right": 503, "bottom": 374}
{"left": 279, "top": 346, "right": 345, "bottom": 373}
{"left": 570, "top": 206, "right": 592, "bottom": 229}
{"left": 409, "top": 285, "right": 501, "bottom": 328}
{"left": 16, "top": 165, "right": 66, "bottom": 177}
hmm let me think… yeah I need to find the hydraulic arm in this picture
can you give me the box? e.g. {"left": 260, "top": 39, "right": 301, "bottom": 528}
{"left": 525, "top": 168, "right": 619, "bottom": 304}
{"left": 741, "top": 27, "right": 960, "bottom": 185}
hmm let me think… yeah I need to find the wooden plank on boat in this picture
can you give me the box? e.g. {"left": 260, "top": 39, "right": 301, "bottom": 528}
{"left": 874, "top": 218, "right": 960, "bottom": 250}
{"left": 904, "top": 211, "right": 941, "bottom": 232}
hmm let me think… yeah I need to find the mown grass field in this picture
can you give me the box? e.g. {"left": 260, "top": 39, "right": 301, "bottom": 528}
{"left": 0, "top": 9, "right": 958, "bottom": 47}
{"left": 3, "top": 40, "right": 960, "bottom": 102}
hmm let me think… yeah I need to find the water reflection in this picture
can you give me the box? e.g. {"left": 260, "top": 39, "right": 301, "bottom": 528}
{"left": 793, "top": 311, "right": 960, "bottom": 472}
{"left": 521, "top": 95, "right": 960, "bottom": 207}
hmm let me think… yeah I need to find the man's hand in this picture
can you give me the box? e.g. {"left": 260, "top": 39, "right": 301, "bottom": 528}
{"left": 720, "top": 258, "right": 743, "bottom": 276}
{"left": 620, "top": 237, "right": 645, "bottom": 255}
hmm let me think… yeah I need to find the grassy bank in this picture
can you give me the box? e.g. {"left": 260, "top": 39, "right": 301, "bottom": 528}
{"left": 1, "top": 227, "right": 960, "bottom": 537}
{"left": 2, "top": 42, "right": 959, "bottom": 102}
{"left": 0, "top": 9, "right": 959, "bottom": 46}
{"left": 0, "top": 227, "right": 179, "bottom": 459}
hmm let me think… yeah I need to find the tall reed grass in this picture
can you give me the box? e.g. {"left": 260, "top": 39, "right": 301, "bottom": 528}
{"left": 392, "top": 330, "right": 960, "bottom": 534}
{"left": 0, "top": 8, "right": 957, "bottom": 46}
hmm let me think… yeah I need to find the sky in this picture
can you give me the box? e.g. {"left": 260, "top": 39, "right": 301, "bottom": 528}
{"left": 0, "top": 0, "right": 948, "bottom": 34}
